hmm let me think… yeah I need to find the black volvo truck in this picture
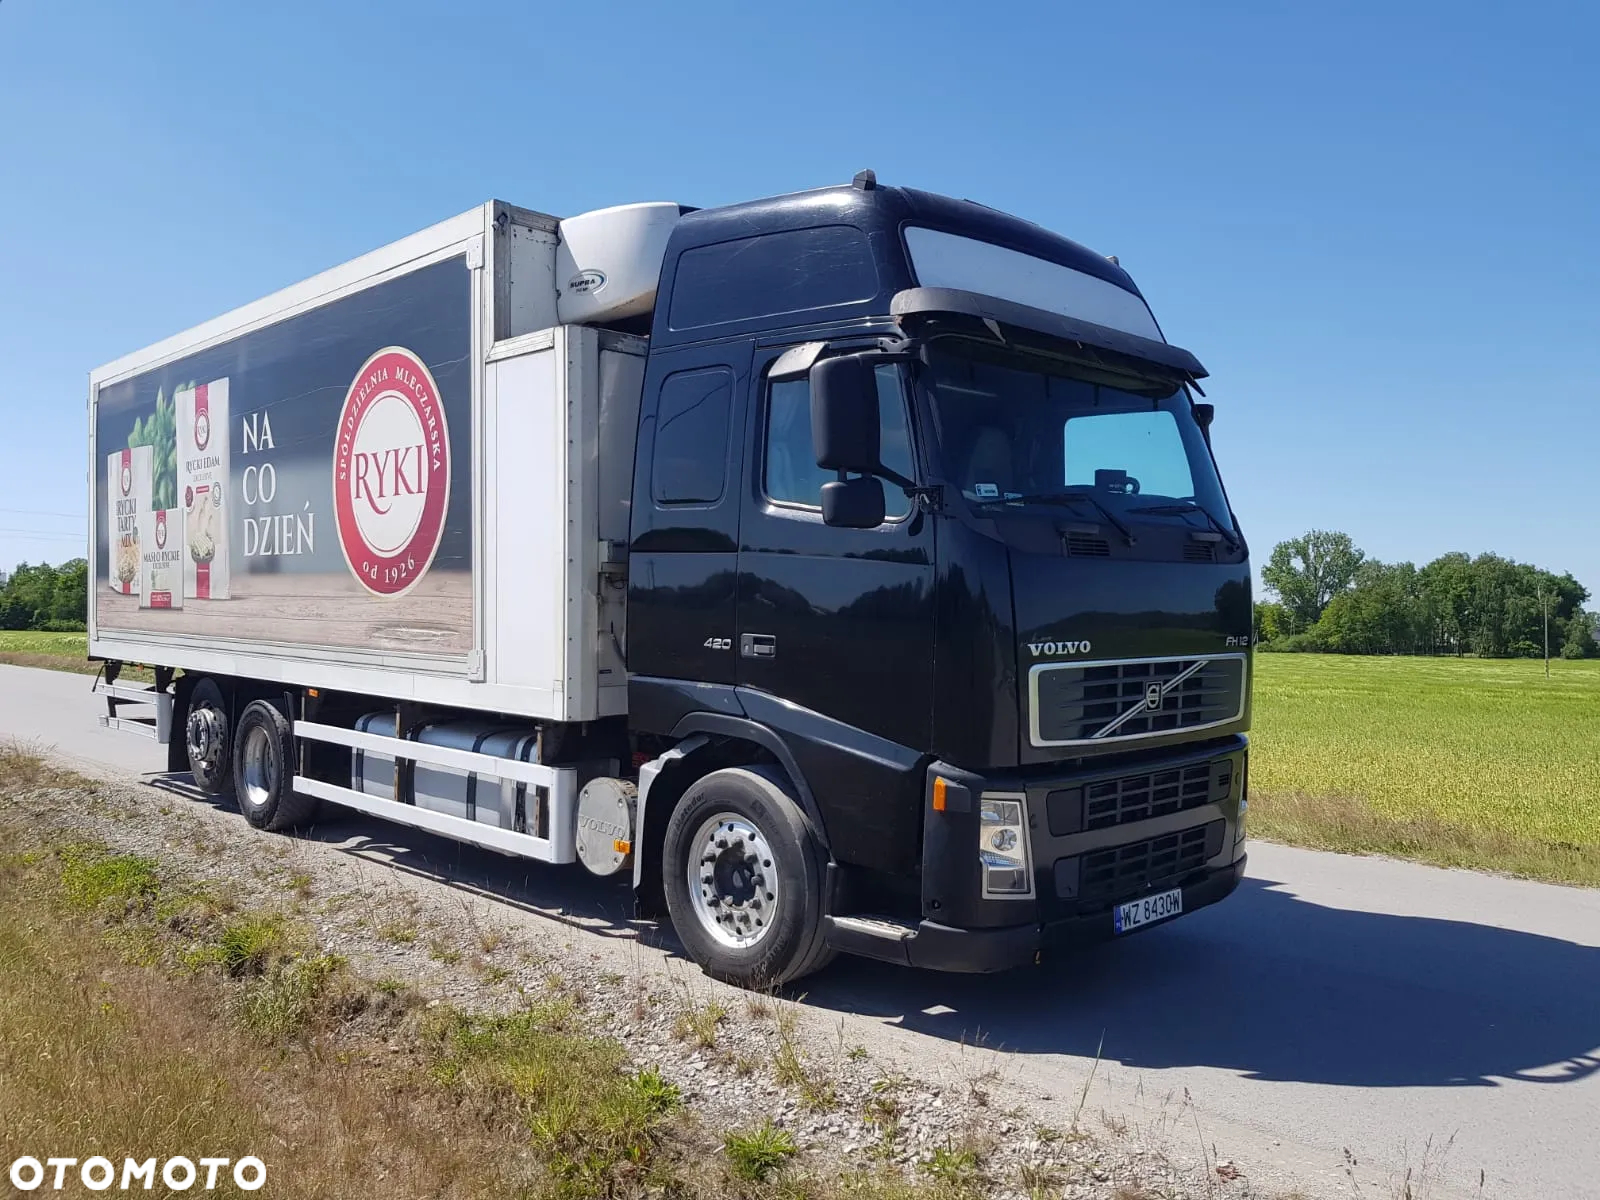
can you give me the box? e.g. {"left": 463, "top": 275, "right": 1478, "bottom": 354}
{"left": 88, "top": 173, "right": 1250, "bottom": 988}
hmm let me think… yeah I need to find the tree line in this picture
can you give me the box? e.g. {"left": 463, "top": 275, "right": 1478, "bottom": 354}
{"left": 0, "top": 559, "right": 89, "bottom": 632}
{"left": 1257, "top": 531, "right": 1598, "bottom": 658}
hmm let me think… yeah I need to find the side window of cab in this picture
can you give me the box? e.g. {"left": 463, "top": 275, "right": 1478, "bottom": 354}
{"left": 652, "top": 367, "right": 734, "bottom": 505}
{"left": 764, "top": 366, "right": 914, "bottom": 521}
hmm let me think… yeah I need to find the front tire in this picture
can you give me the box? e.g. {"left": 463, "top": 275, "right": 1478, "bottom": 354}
{"left": 663, "top": 766, "right": 833, "bottom": 989}
{"left": 185, "top": 677, "right": 233, "bottom": 797}
{"left": 232, "top": 700, "right": 319, "bottom": 832}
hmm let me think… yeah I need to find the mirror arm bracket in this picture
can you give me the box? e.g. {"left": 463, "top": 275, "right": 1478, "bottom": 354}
{"left": 868, "top": 468, "right": 942, "bottom": 512}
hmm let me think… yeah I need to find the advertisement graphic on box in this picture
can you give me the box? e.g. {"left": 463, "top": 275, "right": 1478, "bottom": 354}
{"left": 139, "top": 508, "right": 184, "bottom": 609}
{"left": 105, "top": 445, "right": 152, "bottom": 596}
{"left": 92, "top": 256, "right": 473, "bottom": 656}
{"left": 177, "top": 378, "right": 231, "bottom": 600}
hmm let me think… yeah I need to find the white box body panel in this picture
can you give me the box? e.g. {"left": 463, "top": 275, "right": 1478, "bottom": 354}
{"left": 88, "top": 200, "right": 644, "bottom": 725}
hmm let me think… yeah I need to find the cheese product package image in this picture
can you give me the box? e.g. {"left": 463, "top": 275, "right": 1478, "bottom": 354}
{"left": 176, "top": 378, "right": 231, "bottom": 600}
{"left": 106, "top": 445, "right": 153, "bottom": 595}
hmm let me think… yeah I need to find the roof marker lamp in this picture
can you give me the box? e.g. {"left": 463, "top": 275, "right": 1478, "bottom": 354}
{"left": 979, "top": 794, "right": 1033, "bottom": 899}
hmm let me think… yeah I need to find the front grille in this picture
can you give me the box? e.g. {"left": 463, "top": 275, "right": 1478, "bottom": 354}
{"left": 1183, "top": 541, "right": 1217, "bottom": 562}
{"left": 1074, "top": 820, "right": 1222, "bottom": 904}
{"left": 1032, "top": 655, "right": 1246, "bottom": 746}
{"left": 1044, "top": 762, "right": 1217, "bottom": 836}
{"left": 1087, "top": 764, "right": 1211, "bottom": 828}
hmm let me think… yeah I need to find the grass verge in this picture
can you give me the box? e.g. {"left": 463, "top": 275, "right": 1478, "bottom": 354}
{"left": 1249, "top": 789, "right": 1600, "bottom": 887}
{"left": 0, "top": 749, "right": 1009, "bottom": 1200}
{"left": 0, "top": 849, "right": 530, "bottom": 1199}
{"left": 0, "top": 739, "right": 87, "bottom": 790}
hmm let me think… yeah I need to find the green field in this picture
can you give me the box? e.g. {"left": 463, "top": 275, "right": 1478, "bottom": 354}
{"left": 0, "top": 630, "right": 93, "bottom": 672}
{"left": 1250, "top": 654, "right": 1600, "bottom": 884}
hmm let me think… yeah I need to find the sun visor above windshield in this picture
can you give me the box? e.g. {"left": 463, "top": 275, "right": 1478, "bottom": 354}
{"left": 891, "top": 288, "right": 1208, "bottom": 382}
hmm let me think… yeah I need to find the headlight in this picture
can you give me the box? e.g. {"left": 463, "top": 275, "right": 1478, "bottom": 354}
{"left": 979, "top": 795, "right": 1033, "bottom": 899}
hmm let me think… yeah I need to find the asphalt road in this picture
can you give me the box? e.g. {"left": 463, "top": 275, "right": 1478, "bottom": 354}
{"left": 2, "top": 663, "right": 1596, "bottom": 1199}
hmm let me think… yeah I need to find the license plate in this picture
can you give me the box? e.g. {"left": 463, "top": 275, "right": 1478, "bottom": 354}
{"left": 1114, "top": 887, "right": 1183, "bottom": 934}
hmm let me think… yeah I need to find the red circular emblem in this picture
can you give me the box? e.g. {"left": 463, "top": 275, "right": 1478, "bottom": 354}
{"left": 333, "top": 347, "right": 450, "bottom": 597}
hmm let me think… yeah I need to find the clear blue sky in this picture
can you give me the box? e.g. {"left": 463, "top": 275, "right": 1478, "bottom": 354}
{"left": 2, "top": 0, "right": 1596, "bottom": 597}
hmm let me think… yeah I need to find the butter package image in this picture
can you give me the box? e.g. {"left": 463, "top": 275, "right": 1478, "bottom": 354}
{"left": 139, "top": 507, "right": 184, "bottom": 609}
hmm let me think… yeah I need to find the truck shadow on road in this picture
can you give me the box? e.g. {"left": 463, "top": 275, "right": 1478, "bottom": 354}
{"left": 147, "top": 773, "right": 652, "bottom": 940}
{"left": 147, "top": 776, "right": 1599, "bottom": 1091}
{"left": 800, "top": 875, "right": 1600, "bottom": 1091}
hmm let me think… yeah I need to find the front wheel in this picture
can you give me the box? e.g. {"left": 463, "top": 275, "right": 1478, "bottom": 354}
{"left": 232, "top": 700, "right": 320, "bottom": 832}
{"left": 662, "top": 766, "right": 833, "bottom": 988}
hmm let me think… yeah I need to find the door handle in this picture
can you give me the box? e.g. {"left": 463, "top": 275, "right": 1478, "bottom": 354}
{"left": 740, "top": 633, "right": 777, "bottom": 660}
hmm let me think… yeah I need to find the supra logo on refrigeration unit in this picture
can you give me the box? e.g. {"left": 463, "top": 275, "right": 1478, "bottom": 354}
{"left": 334, "top": 346, "right": 450, "bottom": 598}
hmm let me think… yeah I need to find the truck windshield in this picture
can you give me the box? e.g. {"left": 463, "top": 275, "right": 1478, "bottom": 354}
{"left": 924, "top": 342, "right": 1232, "bottom": 530}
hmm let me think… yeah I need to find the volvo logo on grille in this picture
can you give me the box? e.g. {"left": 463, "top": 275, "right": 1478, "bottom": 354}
{"left": 1092, "top": 659, "right": 1210, "bottom": 739}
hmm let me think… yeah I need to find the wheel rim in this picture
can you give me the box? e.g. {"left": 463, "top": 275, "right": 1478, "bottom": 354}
{"left": 687, "top": 811, "right": 780, "bottom": 950}
{"left": 186, "top": 704, "right": 225, "bottom": 777}
{"left": 240, "top": 724, "right": 276, "bottom": 811}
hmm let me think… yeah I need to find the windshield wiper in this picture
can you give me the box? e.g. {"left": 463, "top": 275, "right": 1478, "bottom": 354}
{"left": 1129, "top": 501, "right": 1241, "bottom": 552}
{"left": 975, "top": 489, "right": 1136, "bottom": 546}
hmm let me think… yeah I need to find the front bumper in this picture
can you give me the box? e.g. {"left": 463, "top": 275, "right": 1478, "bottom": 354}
{"left": 825, "top": 852, "right": 1246, "bottom": 972}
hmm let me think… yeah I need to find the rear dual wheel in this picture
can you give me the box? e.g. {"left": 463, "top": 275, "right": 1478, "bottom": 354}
{"left": 232, "top": 700, "right": 320, "bottom": 831}
{"left": 182, "top": 678, "right": 317, "bottom": 831}
{"left": 184, "top": 677, "right": 233, "bottom": 796}
{"left": 663, "top": 766, "right": 835, "bottom": 989}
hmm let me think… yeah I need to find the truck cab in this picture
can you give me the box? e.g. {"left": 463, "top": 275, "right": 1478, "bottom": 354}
{"left": 625, "top": 175, "right": 1250, "bottom": 981}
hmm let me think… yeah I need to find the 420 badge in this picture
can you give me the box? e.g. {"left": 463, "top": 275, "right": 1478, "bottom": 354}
{"left": 333, "top": 347, "right": 451, "bottom": 597}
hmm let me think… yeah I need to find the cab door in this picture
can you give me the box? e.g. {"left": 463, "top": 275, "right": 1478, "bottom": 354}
{"left": 735, "top": 350, "right": 935, "bottom": 752}
{"left": 627, "top": 342, "right": 752, "bottom": 692}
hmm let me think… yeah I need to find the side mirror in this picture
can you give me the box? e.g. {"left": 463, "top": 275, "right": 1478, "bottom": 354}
{"left": 1192, "top": 402, "right": 1215, "bottom": 446}
{"left": 821, "top": 476, "right": 886, "bottom": 529}
{"left": 810, "top": 354, "right": 881, "bottom": 475}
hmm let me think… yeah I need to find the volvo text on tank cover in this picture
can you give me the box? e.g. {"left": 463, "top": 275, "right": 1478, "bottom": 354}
{"left": 86, "top": 175, "right": 1251, "bottom": 988}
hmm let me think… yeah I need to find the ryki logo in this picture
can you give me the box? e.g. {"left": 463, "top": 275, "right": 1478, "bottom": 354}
{"left": 333, "top": 347, "right": 450, "bottom": 597}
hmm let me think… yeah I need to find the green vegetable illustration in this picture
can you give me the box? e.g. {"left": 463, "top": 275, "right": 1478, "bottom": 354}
{"left": 129, "top": 386, "right": 177, "bottom": 511}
